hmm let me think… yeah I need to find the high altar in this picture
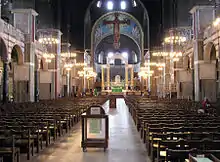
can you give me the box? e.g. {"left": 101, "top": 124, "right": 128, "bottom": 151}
{"left": 111, "top": 75, "right": 124, "bottom": 93}
{"left": 101, "top": 62, "right": 134, "bottom": 93}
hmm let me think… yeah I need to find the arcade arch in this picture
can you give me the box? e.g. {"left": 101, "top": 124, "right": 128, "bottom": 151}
{"left": 0, "top": 37, "right": 8, "bottom": 102}
{"left": 10, "top": 44, "right": 24, "bottom": 102}
{"left": 201, "top": 42, "right": 218, "bottom": 101}
{"left": 204, "top": 42, "right": 217, "bottom": 62}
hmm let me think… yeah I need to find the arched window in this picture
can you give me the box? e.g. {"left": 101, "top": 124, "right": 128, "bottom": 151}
{"left": 98, "top": 54, "right": 101, "bottom": 63}
{"left": 109, "top": 59, "right": 114, "bottom": 64}
{"left": 98, "top": 52, "right": 104, "bottom": 63}
{"left": 134, "top": 53, "right": 137, "bottom": 63}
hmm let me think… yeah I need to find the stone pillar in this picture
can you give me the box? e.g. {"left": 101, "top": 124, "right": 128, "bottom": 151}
{"left": 69, "top": 69, "right": 72, "bottom": 96}
{"left": 0, "top": 0, "right": 1, "bottom": 18}
{"left": 12, "top": 9, "right": 38, "bottom": 102}
{"left": 72, "top": 59, "right": 76, "bottom": 94}
{"left": 66, "top": 70, "right": 70, "bottom": 96}
{"left": 2, "top": 62, "right": 9, "bottom": 103}
{"left": 216, "top": 0, "right": 220, "bottom": 15}
{"left": 37, "top": 29, "right": 62, "bottom": 99}
{"left": 190, "top": 6, "right": 214, "bottom": 101}
{"left": 101, "top": 66, "right": 105, "bottom": 90}
{"left": 107, "top": 65, "right": 110, "bottom": 90}
{"left": 34, "top": 59, "right": 40, "bottom": 102}
{"left": 125, "top": 65, "right": 128, "bottom": 90}
{"left": 130, "top": 66, "right": 134, "bottom": 90}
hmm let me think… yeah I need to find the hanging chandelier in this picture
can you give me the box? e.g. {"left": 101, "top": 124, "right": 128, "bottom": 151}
{"left": 78, "top": 68, "right": 97, "bottom": 78}
{"left": 38, "top": 37, "right": 60, "bottom": 44}
{"left": 156, "top": 63, "right": 165, "bottom": 71}
{"left": 163, "top": 28, "right": 188, "bottom": 45}
{"left": 43, "top": 53, "right": 55, "bottom": 63}
{"left": 138, "top": 70, "right": 154, "bottom": 78}
{"left": 213, "top": 17, "right": 220, "bottom": 26}
{"left": 164, "top": 36, "right": 186, "bottom": 44}
{"left": 64, "top": 63, "right": 74, "bottom": 71}
{"left": 61, "top": 52, "right": 77, "bottom": 58}
{"left": 152, "top": 51, "right": 182, "bottom": 57}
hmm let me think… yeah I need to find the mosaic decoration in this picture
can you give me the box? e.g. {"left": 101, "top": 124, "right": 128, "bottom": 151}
{"left": 93, "top": 12, "right": 142, "bottom": 50}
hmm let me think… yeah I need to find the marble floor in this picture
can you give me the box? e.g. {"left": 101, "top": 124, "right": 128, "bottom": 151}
{"left": 23, "top": 98, "right": 150, "bottom": 162}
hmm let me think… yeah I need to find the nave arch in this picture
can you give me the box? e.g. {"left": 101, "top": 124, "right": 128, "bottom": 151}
{"left": 204, "top": 42, "right": 217, "bottom": 62}
{"left": 9, "top": 44, "right": 24, "bottom": 101}
{"left": 201, "top": 42, "right": 218, "bottom": 101}
{"left": 0, "top": 36, "right": 26, "bottom": 102}
{"left": 0, "top": 37, "right": 8, "bottom": 102}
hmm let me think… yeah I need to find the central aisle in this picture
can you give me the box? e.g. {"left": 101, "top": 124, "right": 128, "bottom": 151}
{"left": 28, "top": 98, "right": 149, "bottom": 162}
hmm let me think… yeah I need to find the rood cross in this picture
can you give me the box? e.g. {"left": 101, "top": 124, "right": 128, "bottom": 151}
{"left": 103, "top": 13, "right": 130, "bottom": 49}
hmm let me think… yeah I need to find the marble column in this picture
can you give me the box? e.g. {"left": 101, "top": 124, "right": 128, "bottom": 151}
{"left": 0, "top": 0, "right": 1, "bottom": 18}
{"left": 66, "top": 71, "right": 70, "bottom": 96}
{"left": 12, "top": 9, "right": 38, "bottom": 102}
{"left": 38, "top": 29, "right": 62, "bottom": 99}
{"left": 34, "top": 61, "right": 40, "bottom": 102}
{"left": 107, "top": 65, "right": 110, "bottom": 90}
{"left": 2, "top": 62, "right": 9, "bottom": 103}
{"left": 83, "top": 70, "right": 86, "bottom": 93}
{"left": 125, "top": 65, "right": 128, "bottom": 90}
{"left": 190, "top": 6, "right": 214, "bottom": 101}
{"left": 130, "top": 66, "right": 134, "bottom": 90}
{"left": 101, "top": 66, "right": 105, "bottom": 90}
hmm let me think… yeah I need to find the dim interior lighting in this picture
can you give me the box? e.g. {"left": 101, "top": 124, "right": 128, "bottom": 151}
{"left": 152, "top": 52, "right": 182, "bottom": 58}
{"left": 110, "top": 59, "right": 114, "bottom": 64}
{"left": 97, "top": 0, "right": 101, "bottom": 8}
{"left": 173, "top": 57, "right": 180, "bottom": 62}
{"left": 78, "top": 68, "right": 97, "bottom": 78}
{"left": 45, "top": 59, "right": 52, "bottom": 63}
{"left": 43, "top": 53, "right": 55, "bottom": 63}
{"left": 107, "top": 1, "right": 113, "bottom": 10}
{"left": 156, "top": 63, "right": 165, "bottom": 67}
{"left": 122, "top": 52, "right": 128, "bottom": 58}
{"left": 144, "top": 62, "right": 157, "bottom": 66}
{"left": 133, "top": 0, "right": 137, "bottom": 7}
{"left": 61, "top": 52, "right": 77, "bottom": 58}
{"left": 213, "top": 17, "right": 220, "bottom": 26}
{"left": 138, "top": 71, "right": 154, "bottom": 78}
{"left": 121, "top": 1, "right": 126, "bottom": 10}
{"left": 38, "top": 37, "right": 59, "bottom": 44}
{"left": 64, "top": 63, "right": 73, "bottom": 69}
{"left": 164, "top": 36, "right": 187, "bottom": 44}
{"left": 108, "top": 52, "right": 114, "bottom": 58}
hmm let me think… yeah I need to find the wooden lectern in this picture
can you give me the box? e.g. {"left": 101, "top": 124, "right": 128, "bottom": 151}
{"left": 81, "top": 105, "right": 109, "bottom": 152}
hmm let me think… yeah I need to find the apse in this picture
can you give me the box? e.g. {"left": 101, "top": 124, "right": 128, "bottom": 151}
{"left": 94, "top": 34, "right": 141, "bottom": 65}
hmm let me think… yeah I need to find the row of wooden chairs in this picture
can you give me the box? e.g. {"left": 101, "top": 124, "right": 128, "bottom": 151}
{"left": 125, "top": 96, "right": 220, "bottom": 162}
{"left": 0, "top": 96, "right": 107, "bottom": 162}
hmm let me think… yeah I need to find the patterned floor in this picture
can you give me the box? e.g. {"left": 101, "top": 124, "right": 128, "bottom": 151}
{"left": 22, "top": 98, "right": 150, "bottom": 162}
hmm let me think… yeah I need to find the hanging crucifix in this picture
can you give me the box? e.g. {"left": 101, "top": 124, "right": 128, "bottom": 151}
{"left": 103, "top": 13, "right": 130, "bottom": 49}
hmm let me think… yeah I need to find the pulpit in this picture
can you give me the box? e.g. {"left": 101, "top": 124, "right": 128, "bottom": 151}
{"left": 81, "top": 105, "right": 109, "bottom": 152}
